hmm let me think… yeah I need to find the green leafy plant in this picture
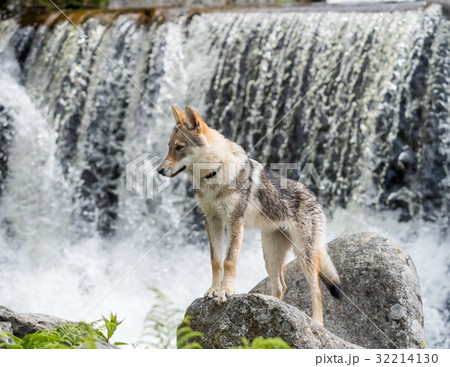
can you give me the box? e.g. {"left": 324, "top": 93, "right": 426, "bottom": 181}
{"left": 176, "top": 316, "right": 203, "bottom": 349}
{"left": 233, "top": 337, "right": 292, "bottom": 349}
{"left": 0, "top": 313, "right": 125, "bottom": 349}
{"left": 140, "top": 288, "right": 183, "bottom": 349}
{"left": 93, "top": 313, "right": 125, "bottom": 345}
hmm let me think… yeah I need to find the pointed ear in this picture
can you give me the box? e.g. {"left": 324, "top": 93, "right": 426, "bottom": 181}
{"left": 171, "top": 105, "right": 185, "bottom": 125}
{"left": 185, "top": 107, "right": 206, "bottom": 132}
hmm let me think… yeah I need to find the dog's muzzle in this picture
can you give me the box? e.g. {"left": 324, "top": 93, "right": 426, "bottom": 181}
{"left": 169, "top": 165, "right": 186, "bottom": 177}
{"left": 157, "top": 165, "right": 186, "bottom": 178}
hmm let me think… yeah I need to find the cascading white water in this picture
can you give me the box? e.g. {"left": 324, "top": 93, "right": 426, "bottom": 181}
{"left": 0, "top": 4, "right": 449, "bottom": 347}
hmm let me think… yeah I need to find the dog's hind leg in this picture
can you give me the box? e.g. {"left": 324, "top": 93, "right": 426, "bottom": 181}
{"left": 262, "top": 229, "right": 291, "bottom": 299}
{"left": 292, "top": 233, "right": 324, "bottom": 326}
{"left": 204, "top": 216, "right": 224, "bottom": 299}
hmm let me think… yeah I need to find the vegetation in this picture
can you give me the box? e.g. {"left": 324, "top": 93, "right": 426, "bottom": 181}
{"left": 1, "top": 0, "right": 109, "bottom": 20}
{"left": 176, "top": 316, "right": 203, "bottom": 349}
{"left": 0, "top": 313, "right": 125, "bottom": 349}
{"left": 233, "top": 337, "right": 292, "bottom": 349}
{"left": 141, "top": 287, "right": 183, "bottom": 349}
{"left": 37, "top": 0, "right": 109, "bottom": 10}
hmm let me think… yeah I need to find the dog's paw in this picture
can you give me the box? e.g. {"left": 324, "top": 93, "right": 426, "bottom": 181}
{"left": 204, "top": 287, "right": 220, "bottom": 299}
{"left": 215, "top": 288, "right": 234, "bottom": 304}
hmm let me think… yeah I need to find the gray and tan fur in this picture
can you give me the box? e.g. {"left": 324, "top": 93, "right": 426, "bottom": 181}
{"left": 157, "top": 106, "right": 343, "bottom": 326}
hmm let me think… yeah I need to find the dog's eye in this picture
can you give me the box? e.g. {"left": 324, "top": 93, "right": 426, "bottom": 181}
{"left": 175, "top": 145, "right": 184, "bottom": 151}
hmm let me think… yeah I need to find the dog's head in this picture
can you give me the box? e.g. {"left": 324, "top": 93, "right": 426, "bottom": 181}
{"left": 157, "top": 106, "right": 210, "bottom": 177}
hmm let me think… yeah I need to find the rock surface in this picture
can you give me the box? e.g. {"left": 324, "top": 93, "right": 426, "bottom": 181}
{"left": 0, "top": 305, "right": 73, "bottom": 338}
{"left": 0, "top": 103, "right": 15, "bottom": 196}
{"left": 251, "top": 232, "right": 426, "bottom": 349}
{"left": 0, "top": 305, "right": 120, "bottom": 349}
{"left": 0, "top": 321, "right": 14, "bottom": 344}
{"left": 185, "top": 294, "right": 360, "bottom": 349}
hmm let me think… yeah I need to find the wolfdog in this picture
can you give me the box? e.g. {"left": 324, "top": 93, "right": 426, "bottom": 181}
{"left": 157, "top": 106, "right": 343, "bottom": 326}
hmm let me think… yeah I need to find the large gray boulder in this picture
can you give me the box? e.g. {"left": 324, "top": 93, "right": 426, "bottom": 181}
{"left": 0, "top": 305, "right": 73, "bottom": 338}
{"left": 184, "top": 294, "right": 360, "bottom": 349}
{"left": 251, "top": 232, "right": 426, "bottom": 349}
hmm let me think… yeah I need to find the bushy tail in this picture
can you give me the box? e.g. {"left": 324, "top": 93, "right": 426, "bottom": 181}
{"left": 319, "top": 251, "right": 343, "bottom": 300}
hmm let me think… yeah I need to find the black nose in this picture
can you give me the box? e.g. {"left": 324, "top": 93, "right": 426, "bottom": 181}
{"left": 157, "top": 168, "right": 164, "bottom": 175}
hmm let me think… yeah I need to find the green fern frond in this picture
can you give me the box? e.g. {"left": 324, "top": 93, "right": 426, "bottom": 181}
{"left": 0, "top": 313, "right": 125, "bottom": 349}
{"left": 140, "top": 288, "right": 183, "bottom": 349}
{"left": 181, "top": 342, "right": 203, "bottom": 349}
{"left": 176, "top": 316, "right": 203, "bottom": 349}
{"left": 233, "top": 337, "right": 292, "bottom": 349}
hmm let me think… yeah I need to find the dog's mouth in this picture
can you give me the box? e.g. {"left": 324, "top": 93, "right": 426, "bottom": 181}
{"left": 170, "top": 166, "right": 186, "bottom": 177}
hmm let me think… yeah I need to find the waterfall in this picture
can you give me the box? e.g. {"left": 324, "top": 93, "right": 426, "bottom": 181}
{"left": 0, "top": 4, "right": 449, "bottom": 347}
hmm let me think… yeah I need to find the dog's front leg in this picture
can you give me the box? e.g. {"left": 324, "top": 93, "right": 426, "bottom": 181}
{"left": 204, "top": 216, "right": 224, "bottom": 299}
{"left": 217, "top": 216, "right": 244, "bottom": 304}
